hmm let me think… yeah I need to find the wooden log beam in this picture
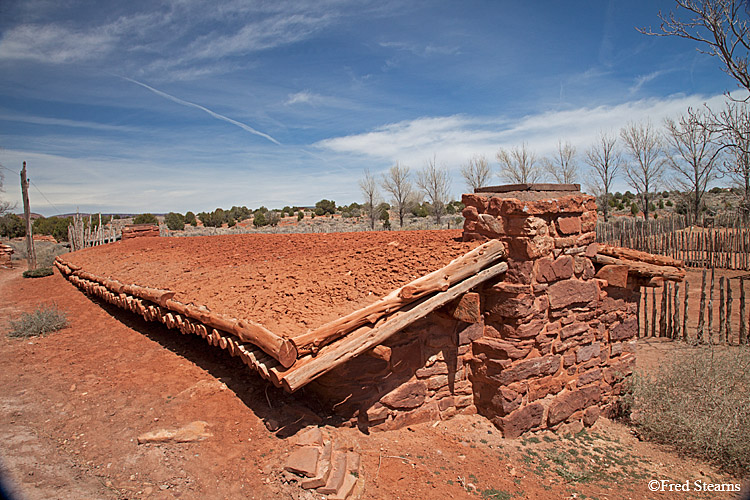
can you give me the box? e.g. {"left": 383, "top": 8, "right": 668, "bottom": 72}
{"left": 58, "top": 257, "right": 297, "bottom": 368}
{"left": 591, "top": 254, "right": 685, "bottom": 281}
{"left": 597, "top": 244, "right": 683, "bottom": 268}
{"left": 292, "top": 239, "right": 506, "bottom": 355}
{"left": 279, "top": 260, "right": 509, "bottom": 393}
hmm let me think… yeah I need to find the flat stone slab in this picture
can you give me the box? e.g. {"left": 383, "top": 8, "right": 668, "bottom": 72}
{"left": 285, "top": 446, "right": 320, "bottom": 478}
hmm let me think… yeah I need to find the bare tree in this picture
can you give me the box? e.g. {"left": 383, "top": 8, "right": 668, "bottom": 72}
{"left": 640, "top": 0, "right": 750, "bottom": 96}
{"left": 359, "top": 168, "right": 379, "bottom": 230}
{"left": 496, "top": 143, "right": 541, "bottom": 184}
{"left": 584, "top": 132, "right": 622, "bottom": 222}
{"left": 542, "top": 140, "right": 578, "bottom": 184}
{"left": 460, "top": 154, "right": 492, "bottom": 191}
{"left": 382, "top": 162, "right": 413, "bottom": 228}
{"left": 715, "top": 101, "right": 750, "bottom": 217}
{"left": 620, "top": 121, "right": 666, "bottom": 219}
{"left": 664, "top": 109, "right": 723, "bottom": 221}
{"left": 0, "top": 168, "right": 14, "bottom": 216}
{"left": 417, "top": 156, "right": 451, "bottom": 225}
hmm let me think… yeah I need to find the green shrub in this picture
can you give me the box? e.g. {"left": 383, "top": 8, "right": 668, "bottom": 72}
{"left": 253, "top": 211, "right": 267, "bottom": 227}
{"left": 630, "top": 203, "right": 639, "bottom": 215}
{"left": 297, "top": 211, "right": 304, "bottom": 221}
{"left": 315, "top": 199, "right": 336, "bottom": 215}
{"left": 0, "top": 213, "right": 25, "bottom": 238}
{"left": 133, "top": 213, "right": 158, "bottom": 224}
{"left": 628, "top": 346, "right": 750, "bottom": 473}
{"left": 185, "top": 211, "right": 197, "bottom": 226}
{"left": 164, "top": 212, "right": 185, "bottom": 230}
{"left": 23, "top": 267, "right": 53, "bottom": 278}
{"left": 9, "top": 304, "right": 68, "bottom": 338}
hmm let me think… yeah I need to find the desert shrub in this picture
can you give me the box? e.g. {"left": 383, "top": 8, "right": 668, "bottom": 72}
{"left": 23, "top": 267, "right": 53, "bottom": 278}
{"left": 297, "top": 210, "right": 304, "bottom": 221}
{"left": 266, "top": 211, "right": 281, "bottom": 226}
{"left": 9, "top": 304, "right": 68, "bottom": 337}
{"left": 315, "top": 199, "right": 336, "bottom": 215}
{"left": 165, "top": 212, "right": 185, "bottom": 230}
{"left": 628, "top": 346, "right": 750, "bottom": 472}
{"left": 133, "top": 213, "right": 158, "bottom": 224}
{"left": 185, "top": 211, "right": 197, "bottom": 226}
{"left": 630, "top": 203, "right": 638, "bottom": 215}
{"left": 253, "top": 211, "right": 267, "bottom": 227}
{"left": 0, "top": 213, "right": 25, "bottom": 238}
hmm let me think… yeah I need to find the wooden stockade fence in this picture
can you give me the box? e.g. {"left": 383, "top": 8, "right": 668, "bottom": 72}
{"left": 597, "top": 214, "right": 750, "bottom": 270}
{"left": 68, "top": 212, "right": 120, "bottom": 252}
{"left": 638, "top": 272, "right": 750, "bottom": 345}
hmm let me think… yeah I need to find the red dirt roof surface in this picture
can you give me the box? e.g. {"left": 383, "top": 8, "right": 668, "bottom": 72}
{"left": 65, "top": 230, "right": 480, "bottom": 337}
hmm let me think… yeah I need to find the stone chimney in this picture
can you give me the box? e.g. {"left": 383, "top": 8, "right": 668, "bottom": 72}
{"left": 462, "top": 184, "right": 637, "bottom": 437}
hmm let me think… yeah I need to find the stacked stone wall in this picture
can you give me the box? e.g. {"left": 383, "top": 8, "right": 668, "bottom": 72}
{"left": 463, "top": 191, "right": 637, "bottom": 437}
{"left": 309, "top": 313, "right": 481, "bottom": 431}
{"left": 306, "top": 190, "right": 638, "bottom": 438}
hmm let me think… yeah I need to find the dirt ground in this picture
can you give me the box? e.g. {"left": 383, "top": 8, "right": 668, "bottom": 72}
{"left": 61, "top": 230, "right": 479, "bottom": 337}
{"left": 1, "top": 262, "right": 747, "bottom": 500}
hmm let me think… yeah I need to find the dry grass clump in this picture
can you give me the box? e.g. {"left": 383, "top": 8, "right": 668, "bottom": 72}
{"left": 629, "top": 346, "right": 750, "bottom": 472}
{"left": 8, "top": 304, "right": 68, "bottom": 338}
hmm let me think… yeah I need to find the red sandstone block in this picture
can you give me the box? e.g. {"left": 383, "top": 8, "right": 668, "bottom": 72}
{"left": 547, "top": 385, "right": 601, "bottom": 426}
{"left": 462, "top": 193, "right": 488, "bottom": 212}
{"left": 380, "top": 380, "right": 427, "bottom": 409}
{"left": 595, "top": 265, "right": 629, "bottom": 288}
{"left": 285, "top": 447, "right": 320, "bottom": 478}
{"left": 557, "top": 216, "right": 582, "bottom": 235}
{"left": 583, "top": 406, "right": 600, "bottom": 427}
{"left": 576, "top": 342, "right": 601, "bottom": 363}
{"left": 499, "top": 403, "right": 545, "bottom": 438}
{"left": 462, "top": 205, "right": 479, "bottom": 220}
{"left": 609, "top": 317, "right": 637, "bottom": 341}
{"left": 561, "top": 321, "right": 589, "bottom": 340}
{"left": 547, "top": 279, "right": 598, "bottom": 309}
{"left": 577, "top": 368, "right": 602, "bottom": 386}
{"left": 491, "top": 354, "right": 561, "bottom": 385}
{"left": 473, "top": 336, "right": 532, "bottom": 360}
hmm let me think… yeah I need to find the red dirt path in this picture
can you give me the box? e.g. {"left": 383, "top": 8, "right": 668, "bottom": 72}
{"left": 63, "top": 230, "right": 479, "bottom": 337}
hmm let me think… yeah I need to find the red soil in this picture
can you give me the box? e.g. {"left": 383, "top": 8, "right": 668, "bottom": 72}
{"left": 63, "top": 230, "right": 479, "bottom": 337}
{"left": 1, "top": 266, "right": 743, "bottom": 500}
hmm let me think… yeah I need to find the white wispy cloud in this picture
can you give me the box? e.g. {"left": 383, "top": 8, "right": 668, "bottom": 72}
{"left": 629, "top": 70, "right": 668, "bottom": 94}
{"left": 122, "top": 77, "right": 281, "bottom": 145}
{"left": 0, "top": 111, "right": 139, "bottom": 132}
{"left": 0, "top": 24, "right": 115, "bottom": 63}
{"left": 379, "top": 41, "right": 460, "bottom": 57}
{"left": 316, "top": 93, "right": 732, "bottom": 171}
{"left": 189, "top": 13, "right": 332, "bottom": 60}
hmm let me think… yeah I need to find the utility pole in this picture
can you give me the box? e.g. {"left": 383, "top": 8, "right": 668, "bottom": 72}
{"left": 20, "top": 161, "right": 36, "bottom": 271}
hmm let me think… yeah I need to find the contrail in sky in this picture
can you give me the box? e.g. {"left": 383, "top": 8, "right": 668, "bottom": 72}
{"left": 122, "top": 76, "right": 281, "bottom": 145}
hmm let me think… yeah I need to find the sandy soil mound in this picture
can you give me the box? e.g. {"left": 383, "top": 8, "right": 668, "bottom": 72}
{"left": 64, "top": 230, "right": 479, "bottom": 336}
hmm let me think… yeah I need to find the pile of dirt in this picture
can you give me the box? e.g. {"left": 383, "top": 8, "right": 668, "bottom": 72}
{"left": 63, "top": 230, "right": 479, "bottom": 336}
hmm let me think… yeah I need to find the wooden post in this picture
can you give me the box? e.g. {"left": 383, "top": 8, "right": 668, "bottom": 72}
{"left": 740, "top": 277, "right": 747, "bottom": 345}
{"left": 643, "top": 287, "right": 649, "bottom": 338}
{"left": 726, "top": 279, "right": 733, "bottom": 344}
{"left": 708, "top": 268, "right": 715, "bottom": 343}
{"left": 637, "top": 286, "right": 642, "bottom": 338}
{"left": 697, "top": 270, "right": 707, "bottom": 343}
{"left": 719, "top": 277, "right": 726, "bottom": 343}
{"left": 682, "top": 280, "right": 689, "bottom": 341}
{"left": 672, "top": 283, "right": 680, "bottom": 340}
{"left": 651, "top": 285, "right": 657, "bottom": 337}
{"left": 666, "top": 282, "right": 673, "bottom": 338}
{"left": 660, "top": 284, "right": 668, "bottom": 337}
{"left": 20, "top": 162, "right": 36, "bottom": 271}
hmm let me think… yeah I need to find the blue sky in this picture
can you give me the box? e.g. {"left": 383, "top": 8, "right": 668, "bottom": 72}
{"left": 0, "top": 0, "right": 741, "bottom": 216}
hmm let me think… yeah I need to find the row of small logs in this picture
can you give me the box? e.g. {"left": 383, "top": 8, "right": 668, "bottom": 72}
{"left": 53, "top": 257, "right": 282, "bottom": 385}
